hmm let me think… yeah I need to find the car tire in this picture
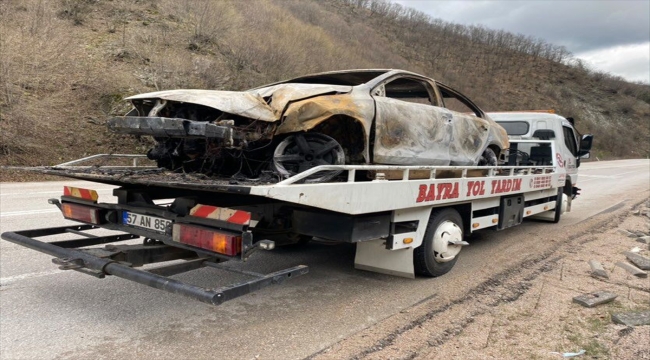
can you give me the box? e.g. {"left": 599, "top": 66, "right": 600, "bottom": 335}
{"left": 414, "top": 208, "right": 464, "bottom": 277}
{"left": 478, "top": 147, "right": 498, "bottom": 166}
{"left": 272, "top": 133, "right": 345, "bottom": 183}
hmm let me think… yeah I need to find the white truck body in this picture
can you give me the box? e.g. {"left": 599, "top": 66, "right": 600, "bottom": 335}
{"left": 489, "top": 111, "right": 593, "bottom": 201}
{"left": 2, "top": 134, "right": 591, "bottom": 305}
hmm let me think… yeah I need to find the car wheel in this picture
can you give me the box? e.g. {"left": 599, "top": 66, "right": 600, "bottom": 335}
{"left": 478, "top": 147, "right": 498, "bottom": 166}
{"left": 272, "top": 133, "right": 345, "bottom": 183}
{"left": 414, "top": 208, "right": 464, "bottom": 277}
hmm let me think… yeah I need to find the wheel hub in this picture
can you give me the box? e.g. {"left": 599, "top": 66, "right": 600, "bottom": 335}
{"left": 432, "top": 221, "right": 463, "bottom": 263}
{"left": 273, "top": 133, "right": 345, "bottom": 183}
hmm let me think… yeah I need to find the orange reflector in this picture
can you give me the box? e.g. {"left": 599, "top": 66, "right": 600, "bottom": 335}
{"left": 172, "top": 224, "right": 241, "bottom": 256}
{"left": 63, "top": 186, "right": 98, "bottom": 202}
{"left": 544, "top": 206, "right": 549, "bottom": 210}
{"left": 403, "top": 238, "right": 413, "bottom": 244}
{"left": 492, "top": 218, "right": 498, "bottom": 224}
{"left": 526, "top": 210, "right": 532, "bottom": 215}
{"left": 61, "top": 203, "right": 101, "bottom": 224}
{"left": 472, "top": 223, "right": 479, "bottom": 228}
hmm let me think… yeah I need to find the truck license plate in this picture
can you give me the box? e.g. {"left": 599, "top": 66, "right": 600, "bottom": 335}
{"left": 122, "top": 211, "right": 171, "bottom": 234}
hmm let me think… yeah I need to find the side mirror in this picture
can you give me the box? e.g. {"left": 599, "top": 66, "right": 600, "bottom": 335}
{"left": 580, "top": 152, "right": 590, "bottom": 159}
{"left": 580, "top": 134, "right": 593, "bottom": 152}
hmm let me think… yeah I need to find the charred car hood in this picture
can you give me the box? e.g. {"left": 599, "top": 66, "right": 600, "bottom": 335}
{"left": 126, "top": 84, "right": 352, "bottom": 122}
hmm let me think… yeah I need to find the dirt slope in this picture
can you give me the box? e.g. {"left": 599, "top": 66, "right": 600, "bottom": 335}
{"left": 1, "top": 0, "right": 648, "bottom": 181}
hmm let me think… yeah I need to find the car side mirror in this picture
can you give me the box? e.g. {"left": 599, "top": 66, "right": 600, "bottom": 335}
{"left": 580, "top": 152, "right": 590, "bottom": 159}
{"left": 579, "top": 134, "right": 593, "bottom": 152}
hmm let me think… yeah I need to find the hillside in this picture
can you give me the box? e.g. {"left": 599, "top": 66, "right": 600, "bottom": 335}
{"left": 1, "top": 0, "right": 648, "bottom": 180}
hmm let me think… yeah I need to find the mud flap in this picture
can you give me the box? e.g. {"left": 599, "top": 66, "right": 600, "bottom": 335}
{"left": 355, "top": 239, "right": 415, "bottom": 278}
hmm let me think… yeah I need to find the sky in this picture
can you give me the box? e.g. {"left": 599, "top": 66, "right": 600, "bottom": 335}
{"left": 394, "top": 0, "right": 650, "bottom": 84}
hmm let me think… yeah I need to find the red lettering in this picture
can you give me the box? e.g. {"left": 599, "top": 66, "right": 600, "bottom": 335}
{"left": 418, "top": 182, "right": 463, "bottom": 202}
{"left": 504, "top": 179, "right": 512, "bottom": 192}
{"left": 513, "top": 178, "right": 522, "bottom": 191}
{"left": 436, "top": 183, "right": 444, "bottom": 200}
{"left": 417, "top": 185, "right": 427, "bottom": 202}
{"left": 441, "top": 183, "right": 449, "bottom": 200}
{"left": 490, "top": 180, "right": 498, "bottom": 194}
{"left": 450, "top": 183, "right": 459, "bottom": 199}
{"left": 471, "top": 180, "right": 485, "bottom": 196}
{"left": 467, "top": 181, "right": 475, "bottom": 197}
{"left": 425, "top": 184, "right": 436, "bottom": 201}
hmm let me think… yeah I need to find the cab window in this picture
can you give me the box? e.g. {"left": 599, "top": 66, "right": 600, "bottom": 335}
{"left": 496, "top": 121, "right": 529, "bottom": 136}
{"left": 562, "top": 125, "right": 578, "bottom": 156}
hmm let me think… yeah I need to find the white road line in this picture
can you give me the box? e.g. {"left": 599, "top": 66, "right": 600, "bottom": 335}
{"left": 580, "top": 174, "right": 617, "bottom": 179}
{"left": 0, "top": 270, "right": 64, "bottom": 286}
{"left": 581, "top": 164, "right": 648, "bottom": 170}
{"left": 615, "top": 170, "right": 649, "bottom": 177}
{"left": 0, "top": 209, "right": 60, "bottom": 217}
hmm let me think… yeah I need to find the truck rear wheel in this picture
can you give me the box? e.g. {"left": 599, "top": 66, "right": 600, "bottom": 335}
{"left": 551, "top": 187, "right": 564, "bottom": 223}
{"left": 414, "top": 208, "right": 464, "bottom": 277}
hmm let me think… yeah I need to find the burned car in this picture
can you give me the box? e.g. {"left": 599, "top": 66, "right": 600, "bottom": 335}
{"left": 108, "top": 69, "right": 509, "bottom": 182}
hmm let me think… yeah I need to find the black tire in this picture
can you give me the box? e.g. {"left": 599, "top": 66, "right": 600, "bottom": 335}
{"left": 414, "top": 208, "right": 464, "bottom": 277}
{"left": 478, "top": 147, "right": 498, "bottom": 166}
{"left": 272, "top": 133, "right": 345, "bottom": 183}
{"left": 552, "top": 187, "right": 564, "bottom": 223}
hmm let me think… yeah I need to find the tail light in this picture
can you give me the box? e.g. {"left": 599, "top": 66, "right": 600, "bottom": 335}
{"left": 61, "top": 203, "right": 102, "bottom": 224}
{"left": 172, "top": 224, "right": 242, "bottom": 256}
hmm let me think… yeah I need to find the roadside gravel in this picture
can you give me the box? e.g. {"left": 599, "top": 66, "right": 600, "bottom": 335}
{"left": 313, "top": 199, "right": 650, "bottom": 360}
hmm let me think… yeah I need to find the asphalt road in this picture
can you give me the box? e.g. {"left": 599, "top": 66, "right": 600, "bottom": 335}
{"left": 1, "top": 159, "right": 648, "bottom": 359}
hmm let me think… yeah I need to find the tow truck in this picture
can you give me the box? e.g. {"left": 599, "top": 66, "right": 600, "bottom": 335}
{"left": 1, "top": 114, "right": 593, "bottom": 306}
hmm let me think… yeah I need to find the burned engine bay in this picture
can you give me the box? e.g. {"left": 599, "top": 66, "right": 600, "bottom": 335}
{"left": 135, "top": 99, "right": 275, "bottom": 177}
{"left": 113, "top": 98, "right": 352, "bottom": 183}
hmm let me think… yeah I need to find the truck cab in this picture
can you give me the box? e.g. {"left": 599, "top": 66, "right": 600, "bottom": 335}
{"left": 488, "top": 111, "right": 593, "bottom": 199}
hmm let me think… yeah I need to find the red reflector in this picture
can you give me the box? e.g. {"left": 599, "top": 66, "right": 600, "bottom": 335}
{"left": 61, "top": 203, "right": 102, "bottom": 224}
{"left": 189, "top": 205, "right": 251, "bottom": 225}
{"left": 172, "top": 224, "right": 241, "bottom": 256}
{"left": 63, "top": 186, "right": 98, "bottom": 202}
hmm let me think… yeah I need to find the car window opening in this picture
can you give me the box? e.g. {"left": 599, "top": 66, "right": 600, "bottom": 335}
{"left": 377, "top": 78, "right": 436, "bottom": 106}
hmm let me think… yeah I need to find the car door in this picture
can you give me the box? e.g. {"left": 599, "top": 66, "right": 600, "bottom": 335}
{"left": 371, "top": 76, "right": 453, "bottom": 165}
{"left": 435, "top": 82, "right": 491, "bottom": 166}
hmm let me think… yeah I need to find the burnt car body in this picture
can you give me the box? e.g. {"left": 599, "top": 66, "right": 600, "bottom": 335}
{"left": 108, "top": 69, "right": 509, "bottom": 182}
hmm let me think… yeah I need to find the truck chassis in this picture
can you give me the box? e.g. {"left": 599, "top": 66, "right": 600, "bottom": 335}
{"left": 1, "top": 140, "right": 570, "bottom": 306}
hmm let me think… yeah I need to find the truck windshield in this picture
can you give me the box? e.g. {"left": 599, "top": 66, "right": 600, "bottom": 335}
{"left": 496, "top": 121, "right": 529, "bottom": 136}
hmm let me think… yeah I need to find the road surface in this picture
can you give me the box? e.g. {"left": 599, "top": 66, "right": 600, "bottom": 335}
{"left": 0, "top": 159, "right": 648, "bottom": 359}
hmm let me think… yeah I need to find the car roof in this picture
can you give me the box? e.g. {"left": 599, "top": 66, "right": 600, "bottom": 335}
{"left": 253, "top": 69, "right": 428, "bottom": 88}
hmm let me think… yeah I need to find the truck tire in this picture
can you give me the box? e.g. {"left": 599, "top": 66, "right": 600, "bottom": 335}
{"left": 414, "top": 208, "right": 464, "bottom": 277}
{"left": 551, "top": 187, "right": 564, "bottom": 223}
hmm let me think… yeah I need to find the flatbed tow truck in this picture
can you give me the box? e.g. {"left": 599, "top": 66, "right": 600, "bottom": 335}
{"left": 1, "top": 134, "right": 591, "bottom": 306}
